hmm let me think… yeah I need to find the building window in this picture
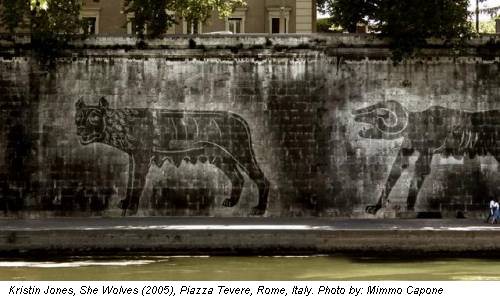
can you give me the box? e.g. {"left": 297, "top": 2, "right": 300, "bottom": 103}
{"left": 228, "top": 18, "right": 243, "bottom": 33}
{"left": 82, "top": 17, "right": 97, "bottom": 35}
{"left": 267, "top": 7, "right": 290, "bottom": 34}
{"left": 271, "top": 18, "right": 280, "bottom": 34}
{"left": 127, "top": 17, "right": 136, "bottom": 35}
{"left": 183, "top": 19, "right": 202, "bottom": 34}
{"left": 81, "top": 9, "right": 100, "bottom": 35}
{"left": 225, "top": 8, "right": 247, "bottom": 33}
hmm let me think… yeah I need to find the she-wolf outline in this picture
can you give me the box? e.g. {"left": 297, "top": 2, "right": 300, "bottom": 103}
{"left": 353, "top": 100, "right": 500, "bottom": 214}
{"left": 75, "top": 97, "right": 269, "bottom": 215}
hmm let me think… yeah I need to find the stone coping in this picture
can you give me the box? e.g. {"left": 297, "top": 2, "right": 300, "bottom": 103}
{"left": 1, "top": 34, "right": 500, "bottom": 59}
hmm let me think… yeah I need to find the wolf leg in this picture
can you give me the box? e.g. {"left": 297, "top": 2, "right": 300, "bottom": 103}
{"left": 122, "top": 155, "right": 150, "bottom": 216}
{"left": 121, "top": 156, "right": 135, "bottom": 216}
{"left": 201, "top": 140, "right": 269, "bottom": 215}
{"left": 366, "top": 147, "right": 413, "bottom": 214}
{"left": 218, "top": 159, "right": 244, "bottom": 208}
{"left": 406, "top": 153, "right": 432, "bottom": 211}
{"left": 244, "top": 159, "right": 270, "bottom": 216}
{"left": 407, "top": 176, "right": 425, "bottom": 211}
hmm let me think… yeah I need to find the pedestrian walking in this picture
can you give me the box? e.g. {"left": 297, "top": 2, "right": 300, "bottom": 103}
{"left": 492, "top": 200, "right": 500, "bottom": 224}
{"left": 486, "top": 198, "right": 496, "bottom": 223}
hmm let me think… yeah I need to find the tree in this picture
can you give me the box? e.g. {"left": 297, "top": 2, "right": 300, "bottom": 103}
{"left": 479, "top": 18, "right": 497, "bottom": 33}
{"left": 29, "top": 0, "right": 82, "bottom": 51}
{"left": 318, "top": 0, "right": 474, "bottom": 61}
{"left": 316, "top": 18, "right": 333, "bottom": 33}
{"left": 123, "top": 0, "right": 246, "bottom": 38}
{"left": 122, "top": 0, "right": 175, "bottom": 38}
{"left": 1, "top": 0, "right": 82, "bottom": 35}
{"left": 1, "top": 0, "right": 82, "bottom": 58}
{"left": 317, "top": 0, "right": 376, "bottom": 33}
{"left": 475, "top": 0, "right": 489, "bottom": 32}
{"left": 378, "top": 0, "right": 472, "bottom": 61}
{"left": 1, "top": 0, "right": 30, "bottom": 33}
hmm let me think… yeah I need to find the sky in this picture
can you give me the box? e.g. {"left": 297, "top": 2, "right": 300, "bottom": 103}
{"left": 478, "top": 0, "right": 500, "bottom": 9}
{"left": 318, "top": 0, "right": 500, "bottom": 20}
{"left": 476, "top": 0, "right": 500, "bottom": 20}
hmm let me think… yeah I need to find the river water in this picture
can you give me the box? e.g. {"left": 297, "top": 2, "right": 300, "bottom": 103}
{"left": 0, "top": 256, "right": 499, "bottom": 281}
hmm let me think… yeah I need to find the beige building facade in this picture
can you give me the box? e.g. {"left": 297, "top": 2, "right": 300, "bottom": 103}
{"left": 80, "top": 0, "right": 316, "bottom": 35}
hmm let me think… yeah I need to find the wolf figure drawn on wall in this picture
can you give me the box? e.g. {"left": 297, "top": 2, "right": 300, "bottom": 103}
{"left": 75, "top": 98, "right": 269, "bottom": 215}
{"left": 353, "top": 100, "right": 500, "bottom": 214}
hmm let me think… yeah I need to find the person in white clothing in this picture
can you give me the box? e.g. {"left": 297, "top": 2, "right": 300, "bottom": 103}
{"left": 492, "top": 201, "right": 500, "bottom": 224}
{"left": 487, "top": 199, "right": 496, "bottom": 223}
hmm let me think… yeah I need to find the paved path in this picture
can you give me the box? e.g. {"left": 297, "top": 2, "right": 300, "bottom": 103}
{"left": 0, "top": 217, "right": 495, "bottom": 231}
{"left": 0, "top": 218, "right": 498, "bottom": 257}
{"left": 0, "top": 217, "right": 494, "bottom": 231}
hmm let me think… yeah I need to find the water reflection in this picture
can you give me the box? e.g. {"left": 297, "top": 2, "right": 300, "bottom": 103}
{"left": 0, "top": 256, "right": 499, "bottom": 281}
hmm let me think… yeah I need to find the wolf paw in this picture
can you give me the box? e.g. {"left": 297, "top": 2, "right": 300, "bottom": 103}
{"left": 250, "top": 206, "right": 266, "bottom": 216}
{"left": 365, "top": 205, "right": 381, "bottom": 215}
{"left": 222, "top": 198, "right": 238, "bottom": 207}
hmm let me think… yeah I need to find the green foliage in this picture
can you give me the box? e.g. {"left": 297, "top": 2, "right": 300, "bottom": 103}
{"left": 380, "top": 0, "right": 472, "bottom": 62}
{"left": 122, "top": 0, "right": 175, "bottom": 37}
{"left": 1, "top": 0, "right": 81, "bottom": 35}
{"left": 479, "top": 18, "right": 497, "bottom": 34}
{"left": 316, "top": 18, "right": 333, "bottom": 32}
{"left": 317, "top": 0, "right": 375, "bottom": 33}
{"left": 1, "top": 0, "right": 82, "bottom": 59}
{"left": 318, "top": 0, "right": 474, "bottom": 62}
{"left": 123, "top": 0, "right": 246, "bottom": 38}
{"left": 30, "top": 0, "right": 82, "bottom": 58}
{"left": 1, "top": 0, "right": 29, "bottom": 33}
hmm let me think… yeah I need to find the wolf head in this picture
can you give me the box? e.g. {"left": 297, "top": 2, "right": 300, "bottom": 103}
{"left": 75, "top": 98, "right": 140, "bottom": 152}
{"left": 75, "top": 97, "right": 109, "bottom": 145}
{"left": 352, "top": 100, "right": 409, "bottom": 140}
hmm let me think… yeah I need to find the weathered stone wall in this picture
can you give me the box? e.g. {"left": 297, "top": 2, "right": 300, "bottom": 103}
{"left": 2, "top": 35, "right": 500, "bottom": 218}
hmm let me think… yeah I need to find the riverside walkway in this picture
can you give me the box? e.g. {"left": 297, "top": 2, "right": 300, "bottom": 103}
{"left": 0, "top": 217, "right": 498, "bottom": 257}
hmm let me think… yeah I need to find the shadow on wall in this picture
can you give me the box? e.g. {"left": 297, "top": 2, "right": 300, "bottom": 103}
{"left": 265, "top": 79, "right": 332, "bottom": 216}
{"left": 0, "top": 113, "right": 35, "bottom": 215}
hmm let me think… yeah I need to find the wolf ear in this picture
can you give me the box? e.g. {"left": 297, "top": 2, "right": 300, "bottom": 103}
{"left": 99, "top": 97, "right": 109, "bottom": 109}
{"left": 76, "top": 98, "right": 85, "bottom": 109}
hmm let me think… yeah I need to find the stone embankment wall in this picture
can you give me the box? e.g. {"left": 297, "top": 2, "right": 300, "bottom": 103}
{"left": 2, "top": 34, "right": 500, "bottom": 218}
